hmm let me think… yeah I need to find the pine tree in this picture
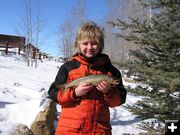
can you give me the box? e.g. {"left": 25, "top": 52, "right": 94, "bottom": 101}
{"left": 109, "top": 0, "right": 180, "bottom": 134}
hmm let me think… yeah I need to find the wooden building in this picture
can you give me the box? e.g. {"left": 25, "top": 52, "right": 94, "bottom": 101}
{"left": 0, "top": 34, "right": 25, "bottom": 55}
{"left": 26, "top": 43, "right": 40, "bottom": 59}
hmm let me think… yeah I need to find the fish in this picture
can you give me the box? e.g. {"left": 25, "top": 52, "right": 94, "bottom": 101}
{"left": 57, "top": 74, "right": 119, "bottom": 92}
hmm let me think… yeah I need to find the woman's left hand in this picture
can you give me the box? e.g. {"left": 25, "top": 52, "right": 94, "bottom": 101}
{"left": 96, "top": 81, "right": 111, "bottom": 94}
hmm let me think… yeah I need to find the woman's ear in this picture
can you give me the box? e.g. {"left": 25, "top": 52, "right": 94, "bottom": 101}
{"left": 74, "top": 40, "right": 80, "bottom": 53}
{"left": 76, "top": 47, "right": 80, "bottom": 53}
{"left": 75, "top": 44, "right": 81, "bottom": 53}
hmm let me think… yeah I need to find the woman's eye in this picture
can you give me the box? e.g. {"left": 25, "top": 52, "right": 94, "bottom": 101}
{"left": 82, "top": 42, "right": 88, "bottom": 45}
{"left": 91, "top": 42, "right": 97, "bottom": 45}
{"left": 81, "top": 41, "right": 97, "bottom": 46}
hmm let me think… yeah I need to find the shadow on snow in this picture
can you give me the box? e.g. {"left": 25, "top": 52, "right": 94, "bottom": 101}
{"left": 0, "top": 101, "right": 15, "bottom": 108}
{"left": 110, "top": 108, "right": 141, "bottom": 126}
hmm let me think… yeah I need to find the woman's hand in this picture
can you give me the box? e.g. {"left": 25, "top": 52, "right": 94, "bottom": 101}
{"left": 74, "top": 82, "right": 93, "bottom": 97}
{"left": 96, "top": 81, "right": 111, "bottom": 94}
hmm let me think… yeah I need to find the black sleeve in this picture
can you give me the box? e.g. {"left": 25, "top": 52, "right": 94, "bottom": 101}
{"left": 48, "top": 60, "right": 80, "bottom": 103}
{"left": 48, "top": 65, "right": 67, "bottom": 102}
{"left": 106, "top": 64, "right": 127, "bottom": 104}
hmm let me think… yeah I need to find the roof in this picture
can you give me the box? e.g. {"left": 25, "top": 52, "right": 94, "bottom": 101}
{"left": 0, "top": 34, "right": 25, "bottom": 48}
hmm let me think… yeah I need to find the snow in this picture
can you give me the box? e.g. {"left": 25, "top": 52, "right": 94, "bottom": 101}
{"left": 0, "top": 53, "right": 145, "bottom": 135}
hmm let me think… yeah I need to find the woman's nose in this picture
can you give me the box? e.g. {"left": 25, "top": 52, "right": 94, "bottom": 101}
{"left": 87, "top": 44, "right": 93, "bottom": 49}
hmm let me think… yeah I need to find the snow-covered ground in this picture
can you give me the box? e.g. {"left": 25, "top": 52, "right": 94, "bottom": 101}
{"left": 0, "top": 53, "right": 145, "bottom": 135}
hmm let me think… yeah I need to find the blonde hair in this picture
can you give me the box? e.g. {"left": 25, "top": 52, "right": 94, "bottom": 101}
{"left": 74, "top": 22, "right": 104, "bottom": 53}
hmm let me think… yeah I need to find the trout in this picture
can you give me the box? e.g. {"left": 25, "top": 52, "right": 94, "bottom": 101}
{"left": 57, "top": 75, "right": 119, "bottom": 92}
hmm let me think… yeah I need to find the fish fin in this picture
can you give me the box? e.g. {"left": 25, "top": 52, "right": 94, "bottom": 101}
{"left": 111, "top": 76, "right": 120, "bottom": 85}
{"left": 112, "top": 79, "right": 120, "bottom": 85}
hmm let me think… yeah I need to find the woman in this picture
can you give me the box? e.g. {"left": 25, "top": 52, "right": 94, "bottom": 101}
{"left": 48, "top": 22, "right": 127, "bottom": 135}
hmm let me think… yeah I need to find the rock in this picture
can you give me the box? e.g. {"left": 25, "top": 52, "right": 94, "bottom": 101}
{"left": 11, "top": 123, "right": 34, "bottom": 135}
{"left": 13, "top": 82, "right": 23, "bottom": 87}
{"left": 39, "top": 88, "right": 45, "bottom": 92}
{"left": 30, "top": 100, "right": 57, "bottom": 135}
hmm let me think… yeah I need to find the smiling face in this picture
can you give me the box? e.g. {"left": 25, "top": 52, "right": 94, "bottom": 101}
{"left": 74, "top": 22, "right": 104, "bottom": 57}
{"left": 78, "top": 38, "right": 100, "bottom": 58}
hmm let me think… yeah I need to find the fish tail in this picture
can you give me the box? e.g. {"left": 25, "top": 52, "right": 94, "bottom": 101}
{"left": 111, "top": 76, "right": 120, "bottom": 85}
{"left": 112, "top": 79, "right": 120, "bottom": 85}
{"left": 56, "top": 84, "right": 66, "bottom": 92}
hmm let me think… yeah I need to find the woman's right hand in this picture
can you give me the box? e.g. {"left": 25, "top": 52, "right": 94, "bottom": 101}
{"left": 74, "top": 82, "right": 93, "bottom": 97}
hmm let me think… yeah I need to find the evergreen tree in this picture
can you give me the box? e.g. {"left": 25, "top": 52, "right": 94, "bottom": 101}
{"left": 109, "top": 0, "right": 180, "bottom": 134}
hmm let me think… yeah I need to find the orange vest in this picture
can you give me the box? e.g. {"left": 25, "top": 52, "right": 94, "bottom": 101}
{"left": 54, "top": 54, "right": 125, "bottom": 135}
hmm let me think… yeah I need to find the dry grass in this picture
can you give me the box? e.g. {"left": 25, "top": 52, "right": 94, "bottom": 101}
{"left": 123, "top": 78, "right": 136, "bottom": 83}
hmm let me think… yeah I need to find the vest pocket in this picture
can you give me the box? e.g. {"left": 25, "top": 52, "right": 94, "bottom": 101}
{"left": 58, "top": 118, "right": 83, "bottom": 129}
